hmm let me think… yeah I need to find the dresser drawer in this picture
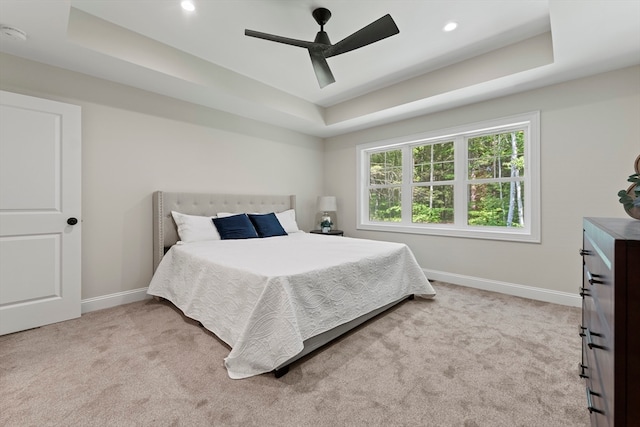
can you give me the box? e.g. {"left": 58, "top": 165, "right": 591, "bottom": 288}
{"left": 582, "top": 342, "right": 609, "bottom": 427}
{"left": 582, "top": 234, "right": 613, "bottom": 338}
{"left": 581, "top": 296, "right": 609, "bottom": 351}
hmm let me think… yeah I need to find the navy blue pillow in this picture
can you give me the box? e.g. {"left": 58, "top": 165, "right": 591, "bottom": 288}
{"left": 248, "top": 213, "right": 288, "bottom": 238}
{"left": 212, "top": 214, "right": 258, "bottom": 240}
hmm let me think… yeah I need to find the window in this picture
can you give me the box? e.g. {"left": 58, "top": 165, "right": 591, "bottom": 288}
{"left": 357, "top": 112, "right": 540, "bottom": 242}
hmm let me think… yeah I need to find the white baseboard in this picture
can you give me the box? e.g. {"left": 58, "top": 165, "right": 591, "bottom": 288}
{"left": 423, "top": 269, "right": 581, "bottom": 308}
{"left": 81, "top": 287, "right": 151, "bottom": 314}
{"left": 80, "top": 271, "right": 581, "bottom": 314}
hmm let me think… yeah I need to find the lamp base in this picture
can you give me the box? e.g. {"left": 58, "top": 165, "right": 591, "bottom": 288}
{"left": 320, "top": 213, "right": 333, "bottom": 232}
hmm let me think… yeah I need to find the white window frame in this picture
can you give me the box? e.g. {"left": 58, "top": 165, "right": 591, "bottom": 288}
{"left": 356, "top": 111, "right": 540, "bottom": 243}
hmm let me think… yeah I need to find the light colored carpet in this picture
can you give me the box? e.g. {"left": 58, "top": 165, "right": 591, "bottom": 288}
{"left": 0, "top": 282, "right": 589, "bottom": 427}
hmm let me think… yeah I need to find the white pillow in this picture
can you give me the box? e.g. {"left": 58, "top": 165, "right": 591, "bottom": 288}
{"left": 171, "top": 211, "right": 220, "bottom": 242}
{"left": 216, "top": 212, "right": 237, "bottom": 218}
{"left": 275, "top": 209, "right": 300, "bottom": 233}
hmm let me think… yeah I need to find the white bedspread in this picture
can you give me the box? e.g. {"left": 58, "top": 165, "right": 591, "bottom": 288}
{"left": 147, "top": 233, "right": 435, "bottom": 379}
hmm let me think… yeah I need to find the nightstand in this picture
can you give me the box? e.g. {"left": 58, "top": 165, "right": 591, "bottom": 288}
{"left": 310, "top": 229, "right": 344, "bottom": 236}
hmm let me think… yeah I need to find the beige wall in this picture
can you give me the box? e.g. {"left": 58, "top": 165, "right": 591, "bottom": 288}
{"left": 0, "top": 54, "right": 324, "bottom": 300}
{"left": 324, "top": 66, "right": 640, "bottom": 296}
{"left": 2, "top": 51, "right": 638, "bottom": 303}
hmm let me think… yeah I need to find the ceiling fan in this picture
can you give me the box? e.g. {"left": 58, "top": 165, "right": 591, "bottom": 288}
{"left": 245, "top": 8, "right": 399, "bottom": 89}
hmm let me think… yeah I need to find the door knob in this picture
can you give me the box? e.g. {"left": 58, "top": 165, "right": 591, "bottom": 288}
{"left": 67, "top": 217, "right": 78, "bottom": 225}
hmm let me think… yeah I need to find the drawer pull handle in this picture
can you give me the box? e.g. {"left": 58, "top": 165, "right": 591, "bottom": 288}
{"left": 579, "top": 325, "right": 605, "bottom": 350}
{"left": 579, "top": 286, "right": 591, "bottom": 298}
{"left": 579, "top": 249, "right": 590, "bottom": 256}
{"left": 578, "top": 362, "right": 589, "bottom": 379}
{"left": 586, "top": 270, "right": 603, "bottom": 285}
{"left": 586, "top": 388, "right": 604, "bottom": 414}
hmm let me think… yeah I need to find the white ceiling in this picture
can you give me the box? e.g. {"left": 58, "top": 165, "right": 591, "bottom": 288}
{"left": 1, "top": 0, "right": 639, "bottom": 137}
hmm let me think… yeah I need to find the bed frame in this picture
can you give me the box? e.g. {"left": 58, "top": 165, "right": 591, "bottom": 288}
{"left": 152, "top": 191, "right": 411, "bottom": 377}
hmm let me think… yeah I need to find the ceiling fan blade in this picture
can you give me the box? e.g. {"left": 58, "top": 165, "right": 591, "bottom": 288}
{"left": 308, "top": 49, "right": 335, "bottom": 88}
{"left": 245, "top": 29, "right": 317, "bottom": 49}
{"left": 324, "top": 14, "right": 399, "bottom": 58}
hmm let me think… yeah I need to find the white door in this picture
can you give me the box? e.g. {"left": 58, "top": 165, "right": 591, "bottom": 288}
{"left": 0, "top": 90, "right": 81, "bottom": 335}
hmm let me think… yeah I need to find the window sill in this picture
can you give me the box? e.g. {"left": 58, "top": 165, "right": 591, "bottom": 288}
{"left": 357, "top": 222, "right": 540, "bottom": 243}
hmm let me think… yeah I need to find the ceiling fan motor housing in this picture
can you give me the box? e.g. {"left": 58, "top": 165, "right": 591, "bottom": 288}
{"left": 314, "top": 31, "right": 331, "bottom": 45}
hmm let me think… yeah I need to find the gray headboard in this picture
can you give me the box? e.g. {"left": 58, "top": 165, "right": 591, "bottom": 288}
{"left": 152, "top": 191, "right": 296, "bottom": 272}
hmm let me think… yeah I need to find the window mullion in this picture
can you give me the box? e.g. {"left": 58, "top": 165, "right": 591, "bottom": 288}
{"left": 401, "top": 145, "right": 413, "bottom": 224}
{"left": 453, "top": 136, "right": 467, "bottom": 227}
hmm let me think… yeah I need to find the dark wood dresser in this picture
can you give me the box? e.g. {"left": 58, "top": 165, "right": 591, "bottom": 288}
{"left": 580, "top": 218, "right": 640, "bottom": 426}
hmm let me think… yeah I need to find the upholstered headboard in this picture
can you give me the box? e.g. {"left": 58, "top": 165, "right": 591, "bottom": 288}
{"left": 152, "top": 191, "right": 296, "bottom": 272}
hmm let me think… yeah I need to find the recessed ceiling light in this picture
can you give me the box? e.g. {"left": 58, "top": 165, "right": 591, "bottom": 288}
{"left": 0, "top": 25, "right": 27, "bottom": 41}
{"left": 181, "top": 0, "right": 195, "bottom": 12}
{"left": 443, "top": 22, "right": 458, "bottom": 32}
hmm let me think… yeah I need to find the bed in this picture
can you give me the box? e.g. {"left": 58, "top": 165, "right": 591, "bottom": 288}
{"left": 148, "top": 191, "right": 435, "bottom": 379}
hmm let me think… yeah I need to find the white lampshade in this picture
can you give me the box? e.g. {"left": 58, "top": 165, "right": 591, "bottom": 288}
{"left": 317, "top": 196, "right": 337, "bottom": 212}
